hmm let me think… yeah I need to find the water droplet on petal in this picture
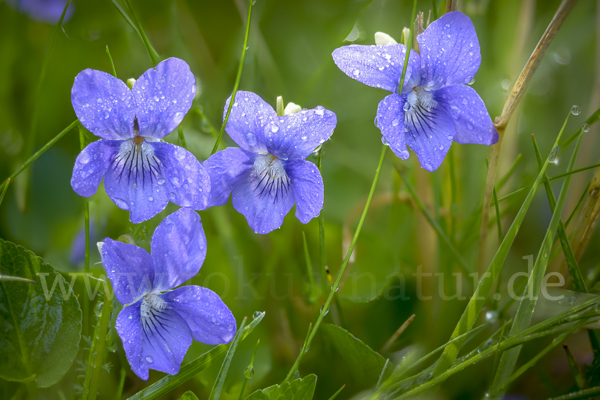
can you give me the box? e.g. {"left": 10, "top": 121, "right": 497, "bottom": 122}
{"left": 465, "top": 76, "right": 475, "bottom": 85}
{"left": 352, "top": 69, "right": 360, "bottom": 77}
{"left": 271, "top": 125, "right": 279, "bottom": 133}
{"left": 173, "top": 112, "right": 185, "bottom": 124}
{"left": 392, "top": 118, "right": 399, "bottom": 127}
{"left": 114, "top": 198, "right": 129, "bottom": 210}
{"left": 79, "top": 152, "right": 90, "bottom": 164}
{"left": 148, "top": 196, "right": 153, "bottom": 202}
{"left": 145, "top": 356, "right": 154, "bottom": 363}
{"left": 158, "top": 178, "right": 165, "bottom": 185}
{"left": 246, "top": 133, "right": 257, "bottom": 146}
{"left": 403, "top": 102, "right": 411, "bottom": 112}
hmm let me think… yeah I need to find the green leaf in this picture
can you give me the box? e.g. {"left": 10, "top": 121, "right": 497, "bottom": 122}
{"left": 245, "top": 374, "right": 317, "bottom": 400}
{"left": 322, "top": 324, "right": 387, "bottom": 387}
{"left": 180, "top": 391, "right": 200, "bottom": 400}
{"left": 0, "top": 238, "right": 82, "bottom": 388}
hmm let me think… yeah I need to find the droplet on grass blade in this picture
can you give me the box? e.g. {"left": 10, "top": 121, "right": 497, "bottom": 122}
{"left": 549, "top": 146, "right": 561, "bottom": 165}
{"left": 571, "top": 105, "right": 581, "bottom": 115}
{"left": 582, "top": 123, "right": 590, "bottom": 133}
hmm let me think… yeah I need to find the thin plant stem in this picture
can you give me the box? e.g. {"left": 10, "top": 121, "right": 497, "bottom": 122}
{"left": 237, "top": 339, "right": 260, "bottom": 400}
{"left": 178, "top": 125, "right": 188, "bottom": 150}
{"left": 123, "top": 0, "right": 160, "bottom": 65}
{"left": 0, "top": 120, "right": 79, "bottom": 191}
{"left": 106, "top": 45, "right": 118, "bottom": 77}
{"left": 317, "top": 148, "right": 328, "bottom": 287}
{"left": 284, "top": 145, "right": 388, "bottom": 382}
{"left": 478, "top": 0, "right": 577, "bottom": 272}
{"left": 23, "top": 0, "right": 73, "bottom": 178}
{"left": 284, "top": 0, "right": 415, "bottom": 381}
{"left": 0, "top": 179, "right": 10, "bottom": 209}
{"left": 79, "top": 126, "right": 90, "bottom": 339}
{"left": 211, "top": 0, "right": 254, "bottom": 155}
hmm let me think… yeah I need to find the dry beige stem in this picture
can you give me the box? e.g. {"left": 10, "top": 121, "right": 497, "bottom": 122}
{"left": 478, "top": 0, "right": 578, "bottom": 273}
{"left": 446, "top": 0, "right": 458, "bottom": 13}
{"left": 570, "top": 169, "right": 600, "bottom": 263}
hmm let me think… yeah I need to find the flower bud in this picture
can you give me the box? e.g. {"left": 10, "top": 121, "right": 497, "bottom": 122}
{"left": 284, "top": 102, "right": 302, "bottom": 115}
{"left": 126, "top": 78, "right": 136, "bottom": 89}
{"left": 374, "top": 31, "right": 397, "bottom": 46}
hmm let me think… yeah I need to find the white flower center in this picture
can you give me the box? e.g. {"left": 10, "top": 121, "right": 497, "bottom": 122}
{"left": 252, "top": 154, "right": 291, "bottom": 198}
{"left": 406, "top": 87, "right": 438, "bottom": 113}
{"left": 140, "top": 293, "right": 167, "bottom": 320}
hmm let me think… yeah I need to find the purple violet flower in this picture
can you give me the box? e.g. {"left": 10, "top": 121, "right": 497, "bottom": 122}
{"left": 6, "top": 0, "right": 75, "bottom": 24}
{"left": 98, "top": 208, "right": 236, "bottom": 380}
{"left": 71, "top": 58, "right": 210, "bottom": 223}
{"left": 204, "top": 91, "right": 337, "bottom": 234}
{"left": 332, "top": 11, "right": 498, "bottom": 172}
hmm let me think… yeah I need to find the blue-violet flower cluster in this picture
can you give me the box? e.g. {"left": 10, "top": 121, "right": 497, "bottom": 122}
{"left": 99, "top": 208, "right": 236, "bottom": 380}
{"left": 333, "top": 11, "right": 498, "bottom": 171}
{"left": 71, "top": 58, "right": 210, "bottom": 223}
{"left": 204, "top": 91, "right": 336, "bottom": 234}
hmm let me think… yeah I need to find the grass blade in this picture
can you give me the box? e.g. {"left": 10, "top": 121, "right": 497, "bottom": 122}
{"left": 560, "top": 105, "right": 600, "bottom": 149}
{"left": 208, "top": 317, "right": 248, "bottom": 400}
{"left": 490, "top": 112, "right": 581, "bottom": 397}
{"left": 548, "top": 386, "right": 600, "bottom": 400}
{"left": 211, "top": 0, "right": 254, "bottom": 155}
{"left": 122, "top": 0, "right": 160, "bottom": 65}
{"left": 127, "top": 312, "right": 265, "bottom": 400}
{"left": 395, "top": 165, "right": 471, "bottom": 276}
{"left": 0, "top": 120, "right": 79, "bottom": 192}
{"left": 531, "top": 134, "right": 586, "bottom": 292}
{"left": 432, "top": 110, "right": 572, "bottom": 378}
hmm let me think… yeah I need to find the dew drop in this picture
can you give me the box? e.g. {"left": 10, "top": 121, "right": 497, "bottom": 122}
{"left": 462, "top": 98, "right": 468, "bottom": 105}
{"left": 315, "top": 108, "right": 325, "bottom": 116}
{"left": 114, "top": 198, "right": 129, "bottom": 210}
{"left": 392, "top": 118, "right": 399, "bottom": 127}
{"left": 582, "top": 123, "right": 590, "bottom": 132}
{"left": 158, "top": 178, "right": 165, "bottom": 185}
{"left": 403, "top": 102, "right": 411, "bottom": 112}
{"left": 79, "top": 152, "right": 91, "bottom": 164}
{"left": 549, "top": 146, "right": 561, "bottom": 164}
{"left": 148, "top": 196, "right": 154, "bottom": 202}
{"left": 465, "top": 76, "right": 475, "bottom": 85}
{"left": 270, "top": 125, "right": 279, "bottom": 133}
{"left": 252, "top": 311, "right": 262, "bottom": 319}
{"left": 173, "top": 112, "right": 185, "bottom": 124}
{"left": 145, "top": 356, "right": 154, "bottom": 364}
{"left": 352, "top": 69, "right": 360, "bottom": 77}
{"left": 571, "top": 105, "right": 581, "bottom": 115}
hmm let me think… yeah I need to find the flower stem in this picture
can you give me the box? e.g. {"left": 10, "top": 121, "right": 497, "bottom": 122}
{"left": 478, "top": 0, "right": 577, "bottom": 272}
{"left": 0, "top": 120, "right": 79, "bottom": 192}
{"left": 122, "top": 0, "right": 160, "bottom": 66}
{"left": 284, "top": 144, "right": 387, "bottom": 382}
{"left": 79, "top": 125, "right": 91, "bottom": 339}
{"left": 0, "top": 179, "right": 10, "bottom": 209}
{"left": 105, "top": 45, "right": 118, "bottom": 77}
{"left": 211, "top": 0, "right": 254, "bottom": 155}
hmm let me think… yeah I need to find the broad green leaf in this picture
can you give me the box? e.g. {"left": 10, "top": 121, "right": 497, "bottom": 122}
{"left": 0, "top": 238, "right": 82, "bottom": 388}
{"left": 245, "top": 374, "right": 317, "bottom": 400}
{"left": 322, "top": 324, "right": 387, "bottom": 387}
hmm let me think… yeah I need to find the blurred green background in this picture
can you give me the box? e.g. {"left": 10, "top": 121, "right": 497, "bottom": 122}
{"left": 0, "top": 0, "right": 599, "bottom": 398}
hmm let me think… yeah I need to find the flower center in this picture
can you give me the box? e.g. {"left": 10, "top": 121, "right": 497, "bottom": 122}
{"left": 140, "top": 293, "right": 167, "bottom": 320}
{"left": 111, "top": 138, "right": 163, "bottom": 189}
{"left": 405, "top": 87, "right": 438, "bottom": 113}
{"left": 252, "top": 154, "right": 291, "bottom": 199}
